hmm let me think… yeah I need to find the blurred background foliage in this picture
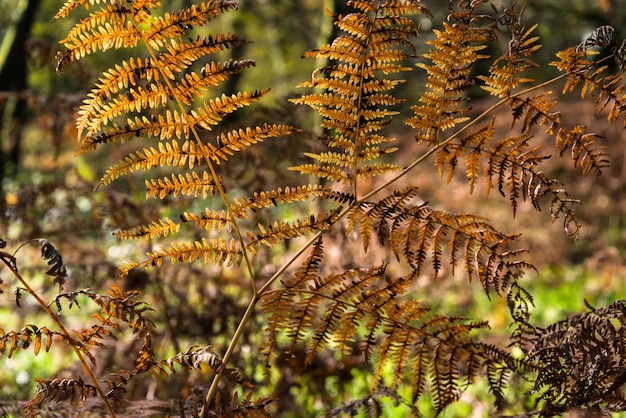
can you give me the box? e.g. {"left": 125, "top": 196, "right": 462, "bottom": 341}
{"left": 1, "top": 0, "right": 625, "bottom": 416}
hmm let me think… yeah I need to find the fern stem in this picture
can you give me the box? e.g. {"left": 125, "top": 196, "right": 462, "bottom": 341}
{"left": 124, "top": 14, "right": 257, "bottom": 294}
{"left": 201, "top": 292, "right": 259, "bottom": 413}
{"left": 0, "top": 261, "right": 116, "bottom": 417}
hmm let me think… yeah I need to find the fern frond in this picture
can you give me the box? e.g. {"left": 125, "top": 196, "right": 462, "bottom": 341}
{"left": 229, "top": 184, "right": 326, "bottom": 219}
{"left": 261, "top": 239, "right": 324, "bottom": 364}
{"left": 526, "top": 300, "right": 626, "bottom": 414}
{"left": 95, "top": 139, "right": 209, "bottom": 189}
{"left": 479, "top": 22, "right": 541, "bottom": 98}
{"left": 144, "top": 171, "right": 220, "bottom": 200}
{"left": 137, "top": 237, "right": 243, "bottom": 269}
{"left": 209, "top": 123, "right": 299, "bottom": 165}
{"left": 246, "top": 209, "right": 341, "bottom": 252}
{"left": 143, "top": 1, "right": 239, "bottom": 48}
{"left": 291, "top": 0, "right": 424, "bottom": 191}
{"left": 25, "top": 378, "right": 99, "bottom": 417}
{"left": 185, "top": 89, "right": 266, "bottom": 132}
{"left": 406, "top": 18, "right": 489, "bottom": 145}
{"left": 160, "top": 34, "right": 248, "bottom": 76}
{"left": 552, "top": 46, "right": 626, "bottom": 127}
{"left": 197, "top": 391, "right": 273, "bottom": 418}
{"left": 174, "top": 59, "right": 257, "bottom": 106}
{"left": 58, "top": 18, "right": 142, "bottom": 62}
{"left": 180, "top": 209, "right": 233, "bottom": 232}
{"left": 262, "top": 242, "right": 521, "bottom": 413}
{"left": 114, "top": 217, "right": 181, "bottom": 240}
{"left": 0, "top": 326, "right": 60, "bottom": 358}
{"left": 85, "top": 285, "right": 154, "bottom": 333}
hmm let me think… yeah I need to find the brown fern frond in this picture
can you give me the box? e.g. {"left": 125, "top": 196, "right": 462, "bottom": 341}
{"left": 24, "top": 378, "right": 99, "bottom": 417}
{"left": 553, "top": 46, "right": 626, "bottom": 127}
{"left": 348, "top": 187, "right": 535, "bottom": 298}
{"left": 0, "top": 326, "right": 60, "bottom": 358}
{"left": 85, "top": 285, "right": 154, "bottom": 334}
{"left": 262, "top": 242, "right": 522, "bottom": 413}
{"left": 260, "top": 239, "right": 325, "bottom": 361}
{"left": 193, "top": 391, "right": 272, "bottom": 418}
{"left": 406, "top": 16, "right": 490, "bottom": 144}
{"left": 525, "top": 299, "right": 626, "bottom": 415}
{"left": 291, "top": 0, "right": 425, "bottom": 191}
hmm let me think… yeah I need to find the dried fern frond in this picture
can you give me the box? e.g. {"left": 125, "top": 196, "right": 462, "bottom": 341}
{"left": 182, "top": 391, "right": 273, "bottom": 418}
{"left": 261, "top": 238, "right": 524, "bottom": 413}
{"left": 24, "top": 377, "right": 99, "bottom": 418}
{"left": 0, "top": 326, "right": 60, "bottom": 358}
{"left": 525, "top": 299, "right": 626, "bottom": 416}
{"left": 290, "top": 0, "right": 426, "bottom": 194}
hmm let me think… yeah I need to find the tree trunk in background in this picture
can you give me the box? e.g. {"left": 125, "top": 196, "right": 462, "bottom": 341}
{"left": 0, "top": 0, "right": 41, "bottom": 221}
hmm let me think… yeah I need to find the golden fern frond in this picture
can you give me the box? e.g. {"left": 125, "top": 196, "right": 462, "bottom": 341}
{"left": 181, "top": 89, "right": 267, "bottom": 136}
{"left": 95, "top": 139, "right": 209, "bottom": 189}
{"left": 174, "top": 59, "right": 256, "bottom": 106}
{"left": 229, "top": 184, "right": 326, "bottom": 219}
{"left": 143, "top": 1, "right": 239, "bottom": 48}
{"left": 209, "top": 123, "right": 299, "bottom": 165}
{"left": 136, "top": 237, "right": 243, "bottom": 271}
{"left": 245, "top": 209, "right": 341, "bottom": 253}
{"left": 78, "top": 83, "right": 173, "bottom": 143}
{"left": 290, "top": 0, "right": 424, "bottom": 190}
{"left": 76, "top": 58, "right": 252, "bottom": 146}
{"left": 0, "top": 326, "right": 60, "bottom": 358}
{"left": 180, "top": 209, "right": 233, "bottom": 232}
{"left": 406, "top": 16, "right": 489, "bottom": 145}
{"left": 479, "top": 21, "right": 541, "bottom": 98}
{"left": 56, "top": 8, "right": 145, "bottom": 63}
{"left": 114, "top": 218, "right": 181, "bottom": 240}
{"left": 160, "top": 34, "right": 248, "bottom": 75}
{"left": 553, "top": 46, "right": 626, "bottom": 127}
{"left": 144, "top": 171, "right": 220, "bottom": 200}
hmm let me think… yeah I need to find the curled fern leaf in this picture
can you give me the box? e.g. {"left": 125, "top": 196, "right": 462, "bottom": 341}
{"left": 39, "top": 239, "right": 67, "bottom": 289}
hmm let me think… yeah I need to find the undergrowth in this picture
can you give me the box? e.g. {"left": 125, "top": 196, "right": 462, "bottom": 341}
{"left": 1, "top": 0, "right": 626, "bottom": 416}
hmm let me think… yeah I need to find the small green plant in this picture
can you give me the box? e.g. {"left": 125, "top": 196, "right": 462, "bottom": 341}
{"left": 2, "top": 0, "right": 626, "bottom": 416}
